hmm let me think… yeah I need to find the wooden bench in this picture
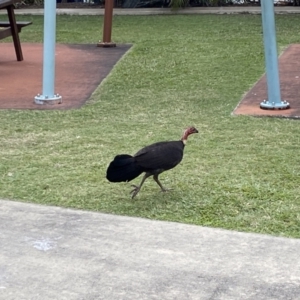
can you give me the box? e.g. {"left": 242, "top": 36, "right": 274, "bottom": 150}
{"left": 0, "top": 0, "right": 32, "bottom": 61}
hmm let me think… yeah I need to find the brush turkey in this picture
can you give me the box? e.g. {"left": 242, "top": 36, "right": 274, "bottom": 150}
{"left": 106, "top": 126, "right": 198, "bottom": 198}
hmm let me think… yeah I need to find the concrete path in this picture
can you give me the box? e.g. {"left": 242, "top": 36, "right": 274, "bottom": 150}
{"left": 1, "top": 199, "right": 300, "bottom": 299}
{"left": 1, "top": 6, "right": 300, "bottom": 16}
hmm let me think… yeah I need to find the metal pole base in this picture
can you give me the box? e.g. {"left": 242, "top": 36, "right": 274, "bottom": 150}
{"left": 260, "top": 99, "right": 290, "bottom": 110}
{"left": 34, "top": 93, "right": 62, "bottom": 105}
{"left": 97, "top": 42, "right": 116, "bottom": 48}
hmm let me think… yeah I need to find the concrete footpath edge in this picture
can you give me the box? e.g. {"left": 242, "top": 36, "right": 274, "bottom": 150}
{"left": 1, "top": 199, "right": 300, "bottom": 299}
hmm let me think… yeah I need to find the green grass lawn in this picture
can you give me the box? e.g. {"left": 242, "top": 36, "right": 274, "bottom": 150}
{"left": 1, "top": 14, "right": 300, "bottom": 238}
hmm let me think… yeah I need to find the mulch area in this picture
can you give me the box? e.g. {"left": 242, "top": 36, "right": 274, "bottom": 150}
{"left": 0, "top": 43, "right": 131, "bottom": 110}
{"left": 233, "top": 44, "right": 300, "bottom": 119}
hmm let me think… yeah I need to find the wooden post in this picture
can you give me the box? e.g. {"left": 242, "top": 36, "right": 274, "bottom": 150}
{"left": 6, "top": 3, "right": 23, "bottom": 61}
{"left": 98, "top": 0, "right": 116, "bottom": 47}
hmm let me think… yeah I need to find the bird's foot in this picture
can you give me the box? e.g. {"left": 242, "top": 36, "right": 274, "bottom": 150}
{"left": 130, "top": 185, "right": 140, "bottom": 199}
{"left": 160, "top": 187, "right": 172, "bottom": 193}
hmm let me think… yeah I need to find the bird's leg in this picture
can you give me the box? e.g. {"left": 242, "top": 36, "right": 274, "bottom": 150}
{"left": 153, "top": 174, "right": 171, "bottom": 192}
{"left": 130, "top": 173, "right": 150, "bottom": 199}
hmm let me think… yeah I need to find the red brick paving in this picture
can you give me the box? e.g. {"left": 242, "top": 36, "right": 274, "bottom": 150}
{"left": 233, "top": 44, "right": 300, "bottom": 119}
{"left": 0, "top": 43, "right": 131, "bottom": 110}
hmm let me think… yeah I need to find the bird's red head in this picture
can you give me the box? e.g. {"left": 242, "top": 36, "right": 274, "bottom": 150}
{"left": 181, "top": 126, "right": 198, "bottom": 143}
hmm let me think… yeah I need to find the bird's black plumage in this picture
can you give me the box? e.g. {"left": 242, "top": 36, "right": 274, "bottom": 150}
{"left": 106, "top": 154, "right": 143, "bottom": 183}
{"left": 134, "top": 141, "right": 185, "bottom": 172}
{"left": 106, "top": 127, "right": 198, "bottom": 198}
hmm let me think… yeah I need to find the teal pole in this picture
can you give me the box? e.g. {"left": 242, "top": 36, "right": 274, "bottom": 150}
{"left": 35, "top": 0, "right": 62, "bottom": 105}
{"left": 260, "top": 0, "right": 289, "bottom": 110}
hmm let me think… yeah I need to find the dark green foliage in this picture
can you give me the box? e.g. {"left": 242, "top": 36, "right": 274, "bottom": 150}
{"left": 168, "top": 1, "right": 300, "bottom": 9}
{"left": 21, "top": 0, "right": 44, "bottom": 4}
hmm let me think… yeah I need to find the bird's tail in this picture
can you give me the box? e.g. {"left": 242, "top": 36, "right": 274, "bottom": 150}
{"left": 106, "top": 154, "right": 143, "bottom": 182}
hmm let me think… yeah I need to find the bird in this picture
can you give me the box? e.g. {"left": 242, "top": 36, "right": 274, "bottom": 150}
{"left": 106, "top": 126, "right": 198, "bottom": 198}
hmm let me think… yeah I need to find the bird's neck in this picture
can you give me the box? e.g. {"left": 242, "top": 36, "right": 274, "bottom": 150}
{"left": 181, "top": 130, "right": 189, "bottom": 145}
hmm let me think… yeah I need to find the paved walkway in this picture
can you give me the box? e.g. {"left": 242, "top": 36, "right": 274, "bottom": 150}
{"left": 1, "top": 6, "right": 300, "bottom": 16}
{"left": 1, "top": 199, "right": 300, "bottom": 299}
